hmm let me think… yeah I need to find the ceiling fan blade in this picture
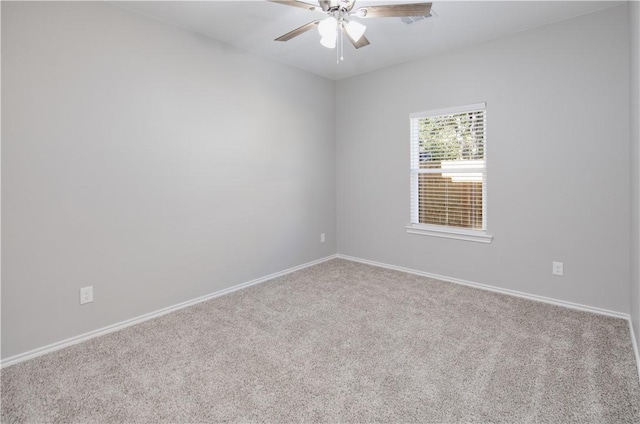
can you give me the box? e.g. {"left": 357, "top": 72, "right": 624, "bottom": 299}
{"left": 342, "top": 27, "right": 370, "bottom": 49}
{"left": 270, "top": 0, "right": 323, "bottom": 12}
{"left": 355, "top": 3, "right": 431, "bottom": 18}
{"left": 275, "top": 20, "right": 320, "bottom": 42}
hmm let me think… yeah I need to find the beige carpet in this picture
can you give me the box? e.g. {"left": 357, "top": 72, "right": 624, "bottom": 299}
{"left": 2, "top": 259, "right": 640, "bottom": 423}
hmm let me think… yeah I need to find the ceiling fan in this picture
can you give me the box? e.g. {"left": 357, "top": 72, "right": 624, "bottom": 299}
{"left": 271, "top": 0, "right": 432, "bottom": 50}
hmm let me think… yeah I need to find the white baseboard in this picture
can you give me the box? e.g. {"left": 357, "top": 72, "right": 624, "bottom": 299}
{"left": 336, "top": 254, "right": 629, "bottom": 319}
{"left": 1, "top": 254, "right": 338, "bottom": 369}
{"left": 630, "top": 320, "right": 640, "bottom": 384}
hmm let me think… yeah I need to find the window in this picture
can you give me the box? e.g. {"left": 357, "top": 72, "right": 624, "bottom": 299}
{"left": 407, "top": 103, "right": 492, "bottom": 243}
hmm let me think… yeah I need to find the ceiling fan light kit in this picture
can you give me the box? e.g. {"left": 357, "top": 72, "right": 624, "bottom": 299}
{"left": 317, "top": 16, "right": 365, "bottom": 49}
{"left": 344, "top": 20, "right": 366, "bottom": 42}
{"left": 318, "top": 16, "right": 338, "bottom": 48}
{"left": 272, "top": 0, "right": 432, "bottom": 60}
{"left": 320, "top": 33, "right": 337, "bottom": 48}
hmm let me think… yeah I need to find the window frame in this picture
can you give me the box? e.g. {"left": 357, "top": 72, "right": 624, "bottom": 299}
{"left": 406, "top": 102, "right": 493, "bottom": 244}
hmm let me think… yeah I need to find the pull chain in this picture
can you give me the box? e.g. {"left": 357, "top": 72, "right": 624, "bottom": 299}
{"left": 336, "top": 27, "right": 342, "bottom": 64}
{"left": 336, "top": 28, "right": 339, "bottom": 64}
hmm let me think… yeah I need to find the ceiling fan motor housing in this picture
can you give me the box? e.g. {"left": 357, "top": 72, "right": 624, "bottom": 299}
{"left": 330, "top": 0, "right": 355, "bottom": 12}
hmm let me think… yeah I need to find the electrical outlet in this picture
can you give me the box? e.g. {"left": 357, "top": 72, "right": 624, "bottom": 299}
{"left": 80, "top": 286, "right": 93, "bottom": 305}
{"left": 552, "top": 262, "right": 564, "bottom": 276}
{"left": 320, "top": 233, "right": 326, "bottom": 243}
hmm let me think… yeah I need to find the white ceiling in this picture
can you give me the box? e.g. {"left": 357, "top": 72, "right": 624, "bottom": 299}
{"left": 113, "top": 1, "right": 622, "bottom": 80}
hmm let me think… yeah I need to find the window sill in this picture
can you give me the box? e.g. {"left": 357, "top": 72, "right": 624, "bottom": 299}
{"left": 405, "top": 224, "right": 493, "bottom": 244}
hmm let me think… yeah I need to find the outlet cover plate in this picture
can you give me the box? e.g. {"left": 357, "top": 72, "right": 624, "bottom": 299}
{"left": 552, "top": 262, "right": 564, "bottom": 276}
{"left": 80, "top": 286, "right": 93, "bottom": 305}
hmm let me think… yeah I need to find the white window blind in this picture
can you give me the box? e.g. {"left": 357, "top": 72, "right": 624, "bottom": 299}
{"left": 409, "top": 103, "right": 490, "bottom": 241}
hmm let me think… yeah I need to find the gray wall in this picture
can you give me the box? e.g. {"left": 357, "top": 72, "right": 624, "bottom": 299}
{"left": 1, "top": 2, "right": 336, "bottom": 359}
{"left": 631, "top": 0, "right": 640, "bottom": 346}
{"left": 2, "top": 1, "right": 637, "bottom": 362}
{"left": 336, "top": 5, "right": 631, "bottom": 313}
